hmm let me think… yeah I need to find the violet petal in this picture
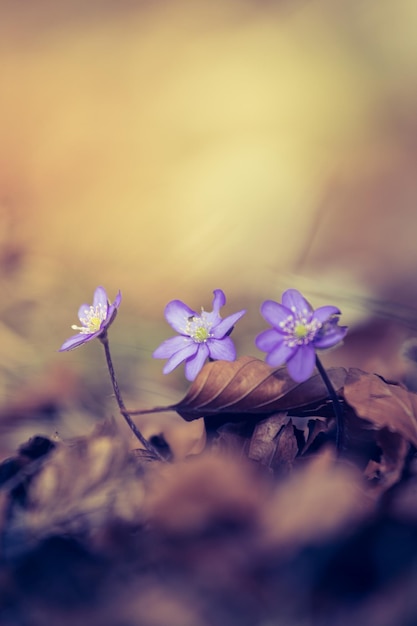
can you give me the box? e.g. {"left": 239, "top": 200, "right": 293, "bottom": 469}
{"left": 77, "top": 303, "right": 91, "bottom": 321}
{"left": 184, "top": 344, "right": 209, "bottom": 381}
{"left": 153, "top": 335, "right": 193, "bottom": 359}
{"left": 282, "top": 289, "right": 313, "bottom": 316}
{"left": 211, "top": 289, "right": 226, "bottom": 313}
{"left": 255, "top": 328, "right": 282, "bottom": 352}
{"left": 93, "top": 286, "right": 108, "bottom": 309}
{"left": 208, "top": 336, "right": 236, "bottom": 361}
{"left": 162, "top": 342, "right": 198, "bottom": 374}
{"left": 212, "top": 309, "right": 246, "bottom": 339}
{"left": 313, "top": 305, "right": 341, "bottom": 323}
{"left": 286, "top": 344, "right": 316, "bottom": 382}
{"left": 260, "top": 300, "right": 292, "bottom": 328}
{"left": 314, "top": 324, "right": 348, "bottom": 349}
{"left": 265, "top": 341, "right": 296, "bottom": 367}
{"left": 59, "top": 333, "right": 92, "bottom": 352}
{"left": 164, "top": 300, "right": 196, "bottom": 334}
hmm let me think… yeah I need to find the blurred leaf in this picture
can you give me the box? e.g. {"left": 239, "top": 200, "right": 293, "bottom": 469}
{"left": 261, "top": 449, "right": 371, "bottom": 550}
{"left": 1, "top": 420, "right": 146, "bottom": 558}
{"left": 132, "top": 411, "right": 207, "bottom": 460}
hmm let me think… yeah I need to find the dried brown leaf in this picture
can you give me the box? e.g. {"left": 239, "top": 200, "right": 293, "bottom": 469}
{"left": 248, "top": 413, "right": 289, "bottom": 465}
{"left": 343, "top": 368, "right": 417, "bottom": 447}
{"left": 248, "top": 414, "right": 299, "bottom": 473}
{"left": 174, "top": 356, "right": 347, "bottom": 420}
{"left": 270, "top": 420, "right": 299, "bottom": 473}
{"left": 364, "top": 429, "right": 409, "bottom": 496}
{"left": 301, "top": 416, "right": 331, "bottom": 454}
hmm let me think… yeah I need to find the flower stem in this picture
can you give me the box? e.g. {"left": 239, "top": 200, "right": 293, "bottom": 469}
{"left": 99, "top": 333, "right": 166, "bottom": 461}
{"left": 315, "top": 355, "right": 344, "bottom": 453}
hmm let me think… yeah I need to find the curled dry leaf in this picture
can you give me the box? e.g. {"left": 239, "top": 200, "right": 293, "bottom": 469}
{"left": 248, "top": 413, "right": 298, "bottom": 473}
{"left": 364, "top": 429, "right": 409, "bottom": 496}
{"left": 343, "top": 368, "right": 417, "bottom": 447}
{"left": 270, "top": 420, "right": 299, "bottom": 474}
{"left": 249, "top": 413, "right": 289, "bottom": 465}
{"left": 174, "top": 356, "right": 347, "bottom": 420}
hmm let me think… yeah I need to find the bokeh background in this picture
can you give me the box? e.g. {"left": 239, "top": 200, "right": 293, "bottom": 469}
{"left": 2, "top": 0, "right": 417, "bottom": 450}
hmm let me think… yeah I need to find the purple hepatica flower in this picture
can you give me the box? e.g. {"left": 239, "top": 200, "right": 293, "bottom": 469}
{"left": 59, "top": 286, "right": 122, "bottom": 352}
{"left": 256, "top": 288, "right": 347, "bottom": 383}
{"left": 153, "top": 289, "right": 246, "bottom": 381}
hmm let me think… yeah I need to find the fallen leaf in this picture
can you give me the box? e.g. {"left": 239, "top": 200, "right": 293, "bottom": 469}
{"left": 248, "top": 413, "right": 289, "bottom": 465}
{"left": 270, "top": 420, "right": 299, "bottom": 474}
{"left": 301, "top": 416, "right": 331, "bottom": 454}
{"left": 173, "top": 356, "right": 347, "bottom": 420}
{"left": 364, "top": 429, "right": 409, "bottom": 496}
{"left": 343, "top": 368, "right": 417, "bottom": 447}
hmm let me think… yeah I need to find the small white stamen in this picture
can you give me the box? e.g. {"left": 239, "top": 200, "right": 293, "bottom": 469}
{"left": 184, "top": 310, "right": 213, "bottom": 343}
{"left": 280, "top": 312, "right": 322, "bottom": 348}
{"left": 72, "top": 303, "right": 107, "bottom": 334}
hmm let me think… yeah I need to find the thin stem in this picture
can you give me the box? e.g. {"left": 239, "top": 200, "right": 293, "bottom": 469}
{"left": 99, "top": 333, "right": 166, "bottom": 461}
{"left": 315, "top": 355, "right": 344, "bottom": 453}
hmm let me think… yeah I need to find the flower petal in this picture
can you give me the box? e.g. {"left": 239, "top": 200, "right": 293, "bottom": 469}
{"left": 77, "top": 303, "right": 91, "bottom": 321}
{"left": 212, "top": 309, "right": 246, "bottom": 339}
{"left": 59, "top": 333, "right": 92, "bottom": 352}
{"left": 313, "top": 305, "right": 341, "bottom": 323}
{"left": 105, "top": 306, "right": 119, "bottom": 328}
{"left": 282, "top": 289, "right": 313, "bottom": 317}
{"left": 164, "top": 300, "right": 196, "bottom": 334}
{"left": 265, "top": 341, "right": 296, "bottom": 367}
{"left": 212, "top": 289, "right": 226, "bottom": 313}
{"left": 314, "top": 324, "right": 348, "bottom": 349}
{"left": 153, "top": 335, "right": 193, "bottom": 359}
{"left": 93, "top": 286, "right": 108, "bottom": 309}
{"left": 208, "top": 336, "right": 236, "bottom": 361}
{"left": 204, "top": 290, "right": 226, "bottom": 326}
{"left": 112, "top": 290, "right": 122, "bottom": 309}
{"left": 286, "top": 344, "right": 316, "bottom": 382}
{"left": 260, "top": 300, "right": 292, "bottom": 328}
{"left": 255, "top": 328, "right": 282, "bottom": 352}
{"left": 162, "top": 341, "right": 198, "bottom": 374}
{"left": 184, "top": 344, "right": 209, "bottom": 381}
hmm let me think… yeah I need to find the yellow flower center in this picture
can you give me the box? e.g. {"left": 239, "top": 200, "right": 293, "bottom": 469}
{"left": 72, "top": 304, "right": 107, "bottom": 334}
{"left": 193, "top": 326, "right": 210, "bottom": 342}
{"left": 185, "top": 310, "right": 213, "bottom": 343}
{"left": 293, "top": 323, "right": 309, "bottom": 339}
{"left": 279, "top": 311, "right": 322, "bottom": 347}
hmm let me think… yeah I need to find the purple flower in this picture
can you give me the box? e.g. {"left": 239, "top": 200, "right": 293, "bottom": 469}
{"left": 256, "top": 288, "right": 347, "bottom": 383}
{"left": 153, "top": 289, "right": 246, "bottom": 381}
{"left": 59, "top": 286, "right": 122, "bottom": 352}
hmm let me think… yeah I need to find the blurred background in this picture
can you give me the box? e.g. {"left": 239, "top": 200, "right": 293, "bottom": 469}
{"left": 1, "top": 0, "right": 417, "bottom": 451}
